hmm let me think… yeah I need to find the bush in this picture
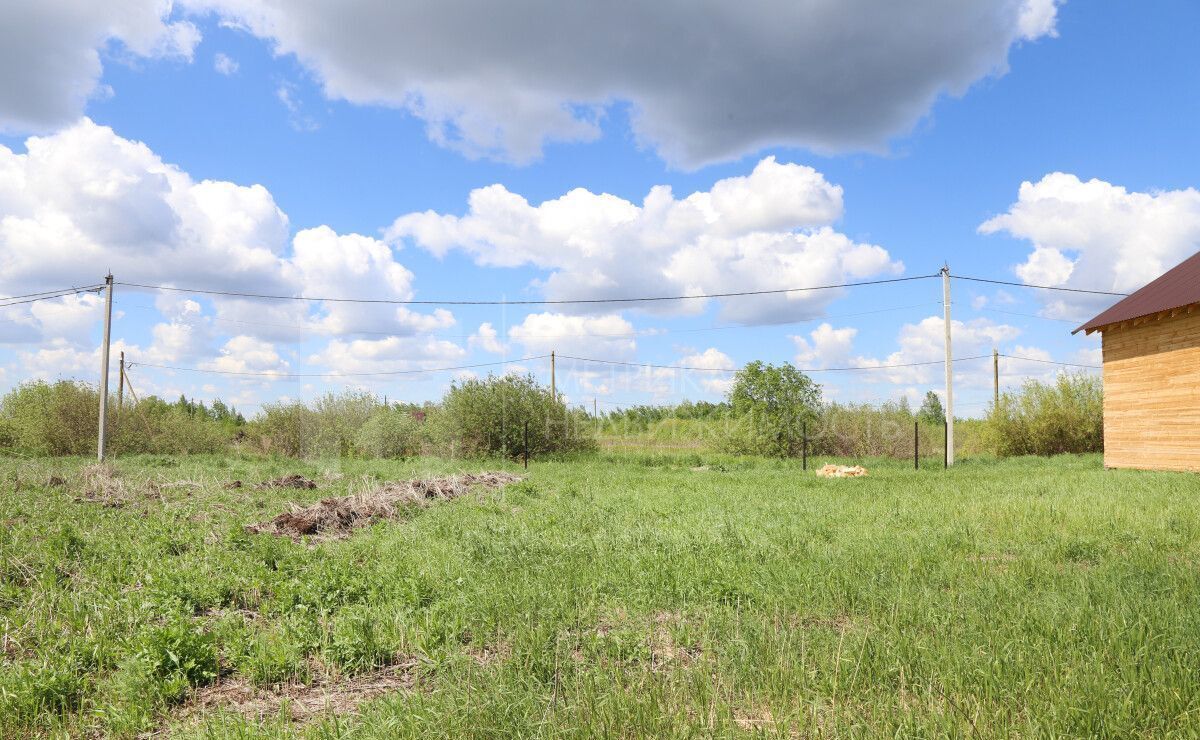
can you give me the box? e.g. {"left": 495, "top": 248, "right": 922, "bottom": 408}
{"left": 814, "top": 401, "right": 929, "bottom": 458}
{"left": 249, "top": 391, "right": 378, "bottom": 457}
{"left": 0, "top": 381, "right": 98, "bottom": 456}
{"left": 111, "top": 400, "right": 230, "bottom": 455}
{"left": 984, "top": 372, "right": 1103, "bottom": 456}
{"left": 432, "top": 373, "right": 595, "bottom": 458}
{"left": 355, "top": 409, "right": 424, "bottom": 458}
{"left": 0, "top": 382, "right": 244, "bottom": 457}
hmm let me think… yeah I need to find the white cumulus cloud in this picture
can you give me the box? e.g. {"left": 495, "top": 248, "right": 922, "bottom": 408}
{"left": 980, "top": 173, "right": 1200, "bottom": 319}
{"left": 388, "top": 157, "right": 901, "bottom": 324}
{"left": 468, "top": 322, "right": 505, "bottom": 354}
{"left": 0, "top": 119, "right": 450, "bottom": 350}
{"left": 508, "top": 313, "right": 637, "bottom": 359}
{"left": 792, "top": 323, "right": 858, "bottom": 369}
{"left": 855, "top": 316, "right": 1020, "bottom": 386}
{"left": 213, "top": 52, "right": 238, "bottom": 75}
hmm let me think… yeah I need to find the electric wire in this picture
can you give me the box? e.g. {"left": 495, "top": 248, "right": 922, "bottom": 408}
{"left": 115, "top": 274, "right": 940, "bottom": 306}
{"left": 0, "top": 285, "right": 105, "bottom": 308}
{"left": 557, "top": 353, "right": 994, "bottom": 373}
{"left": 117, "top": 300, "right": 945, "bottom": 340}
{"left": 998, "top": 353, "right": 1100, "bottom": 370}
{"left": 126, "top": 355, "right": 548, "bottom": 379}
{"left": 953, "top": 275, "right": 1128, "bottom": 297}
{"left": 975, "top": 307, "right": 1083, "bottom": 324}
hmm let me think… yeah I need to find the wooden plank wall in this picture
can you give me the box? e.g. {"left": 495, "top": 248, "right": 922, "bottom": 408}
{"left": 1102, "top": 310, "right": 1200, "bottom": 472}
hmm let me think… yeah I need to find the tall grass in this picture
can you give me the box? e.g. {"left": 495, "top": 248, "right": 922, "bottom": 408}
{"left": 2, "top": 453, "right": 1199, "bottom": 737}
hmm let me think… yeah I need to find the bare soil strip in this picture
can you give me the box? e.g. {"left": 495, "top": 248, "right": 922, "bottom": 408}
{"left": 174, "top": 660, "right": 419, "bottom": 728}
{"left": 246, "top": 472, "right": 522, "bottom": 540}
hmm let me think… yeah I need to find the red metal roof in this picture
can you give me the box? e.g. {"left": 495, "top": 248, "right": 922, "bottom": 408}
{"left": 1074, "top": 250, "right": 1200, "bottom": 334}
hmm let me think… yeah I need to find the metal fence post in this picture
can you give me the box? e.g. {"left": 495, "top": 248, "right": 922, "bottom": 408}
{"left": 802, "top": 421, "right": 808, "bottom": 471}
{"left": 914, "top": 420, "right": 919, "bottom": 470}
{"left": 524, "top": 421, "right": 529, "bottom": 470}
{"left": 943, "top": 420, "right": 948, "bottom": 470}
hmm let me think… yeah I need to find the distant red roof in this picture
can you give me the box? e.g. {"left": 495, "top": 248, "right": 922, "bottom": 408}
{"left": 1074, "top": 250, "right": 1200, "bottom": 334}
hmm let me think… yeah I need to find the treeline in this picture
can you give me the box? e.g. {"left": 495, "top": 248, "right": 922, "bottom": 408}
{"left": 0, "top": 374, "right": 593, "bottom": 459}
{"left": 0, "top": 363, "right": 1102, "bottom": 460}
{"left": 598, "top": 362, "right": 1102, "bottom": 460}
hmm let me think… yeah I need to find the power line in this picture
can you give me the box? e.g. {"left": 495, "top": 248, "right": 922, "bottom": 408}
{"left": 118, "top": 299, "right": 944, "bottom": 340}
{"left": 999, "top": 353, "right": 1100, "bottom": 370}
{"left": 0, "top": 285, "right": 105, "bottom": 308}
{"left": 127, "top": 355, "right": 548, "bottom": 379}
{"left": 557, "top": 353, "right": 993, "bottom": 374}
{"left": 953, "top": 275, "right": 1128, "bottom": 297}
{"left": 115, "top": 274, "right": 938, "bottom": 307}
{"left": 975, "top": 306, "right": 1083, "bottom": 324}
{"left": 0, "top": 285, "right": 105, "bottom": 302}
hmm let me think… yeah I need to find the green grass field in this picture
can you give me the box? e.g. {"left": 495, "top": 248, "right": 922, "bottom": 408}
{"left": 2, "top": 452, "right": 1199, "bottom": 737}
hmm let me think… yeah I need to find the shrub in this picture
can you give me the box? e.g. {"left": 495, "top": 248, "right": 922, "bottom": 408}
{"left": 355, "top": 409, "right": 424, "bottom": 458}
{"left": 814, "top": 401, "right": 927, "bottom": 458}
{"left": 0, "top": 381, "right": 98, "bottom": 456}
{"left": 984, "top": 372, "right": 1103, "bottom": 456}
{"left": 249, "top": 400, "right": 314, "bottom": 457}
{"left": 431, "top": 373, "right": 595, "bottom": 458}
{"left": 249, "top": 391, "right": 378, "bottom": 457}
{"left": 0, "top": 382, "right": 244, "bottom": 457}
{"left": 110, "top": 399, "right": 229, "bottom": 455}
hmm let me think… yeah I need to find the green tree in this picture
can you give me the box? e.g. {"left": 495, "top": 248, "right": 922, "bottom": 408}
{"left": 722, "top": 361, "right": 821, "bottom": 457}
{"left": 918, "top": 391, "right": 945, "bottom": 424}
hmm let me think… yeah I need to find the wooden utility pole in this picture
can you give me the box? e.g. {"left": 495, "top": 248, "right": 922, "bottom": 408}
{"left": 97, "top": 274, "right": 114, "bottom": 462}
{"left": 941, "top": 265, "right": 955, "bottom": 466}
{"left": 993, "top": 348, "right": 1000, "bottom": 410}
{"left": 550, "top": 351, "right": 556, "bottom": 402}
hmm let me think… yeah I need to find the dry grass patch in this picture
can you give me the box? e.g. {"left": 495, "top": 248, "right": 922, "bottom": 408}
{"left": 74, "top": 463, "right": 131, "bottom": 506}
{"left": 173, "top": 659, "right": 419, "bottom": 728}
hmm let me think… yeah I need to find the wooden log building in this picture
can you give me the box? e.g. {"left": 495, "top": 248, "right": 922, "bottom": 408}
{"left": 1075, "top": 251, "right": 1200, "bottom": 472}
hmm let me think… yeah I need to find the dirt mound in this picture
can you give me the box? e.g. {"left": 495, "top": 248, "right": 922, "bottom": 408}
{"left": 246, "top": 472, "right": 522, "bottom": 540}
{"left": 815, "top": 464, "right": 868, "bottom": 478}
{"left": 255, "top": 474, "right": 317, "bottom": 490}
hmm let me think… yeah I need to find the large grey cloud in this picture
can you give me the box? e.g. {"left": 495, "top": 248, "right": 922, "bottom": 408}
{"left": 186, "top": 0, "right": 1059, "bottom": 166}
{"left": 0, "top": 1, "right": 199, "bottom": 132}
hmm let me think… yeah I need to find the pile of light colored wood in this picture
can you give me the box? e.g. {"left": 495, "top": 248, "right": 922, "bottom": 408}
{"left": 815, "top": 464, "right": 868, "bottom": 478}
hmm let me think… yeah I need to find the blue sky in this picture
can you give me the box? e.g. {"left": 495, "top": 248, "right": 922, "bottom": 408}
{"left": 2, "top": 0, "right": 1199, "bottom": 417}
